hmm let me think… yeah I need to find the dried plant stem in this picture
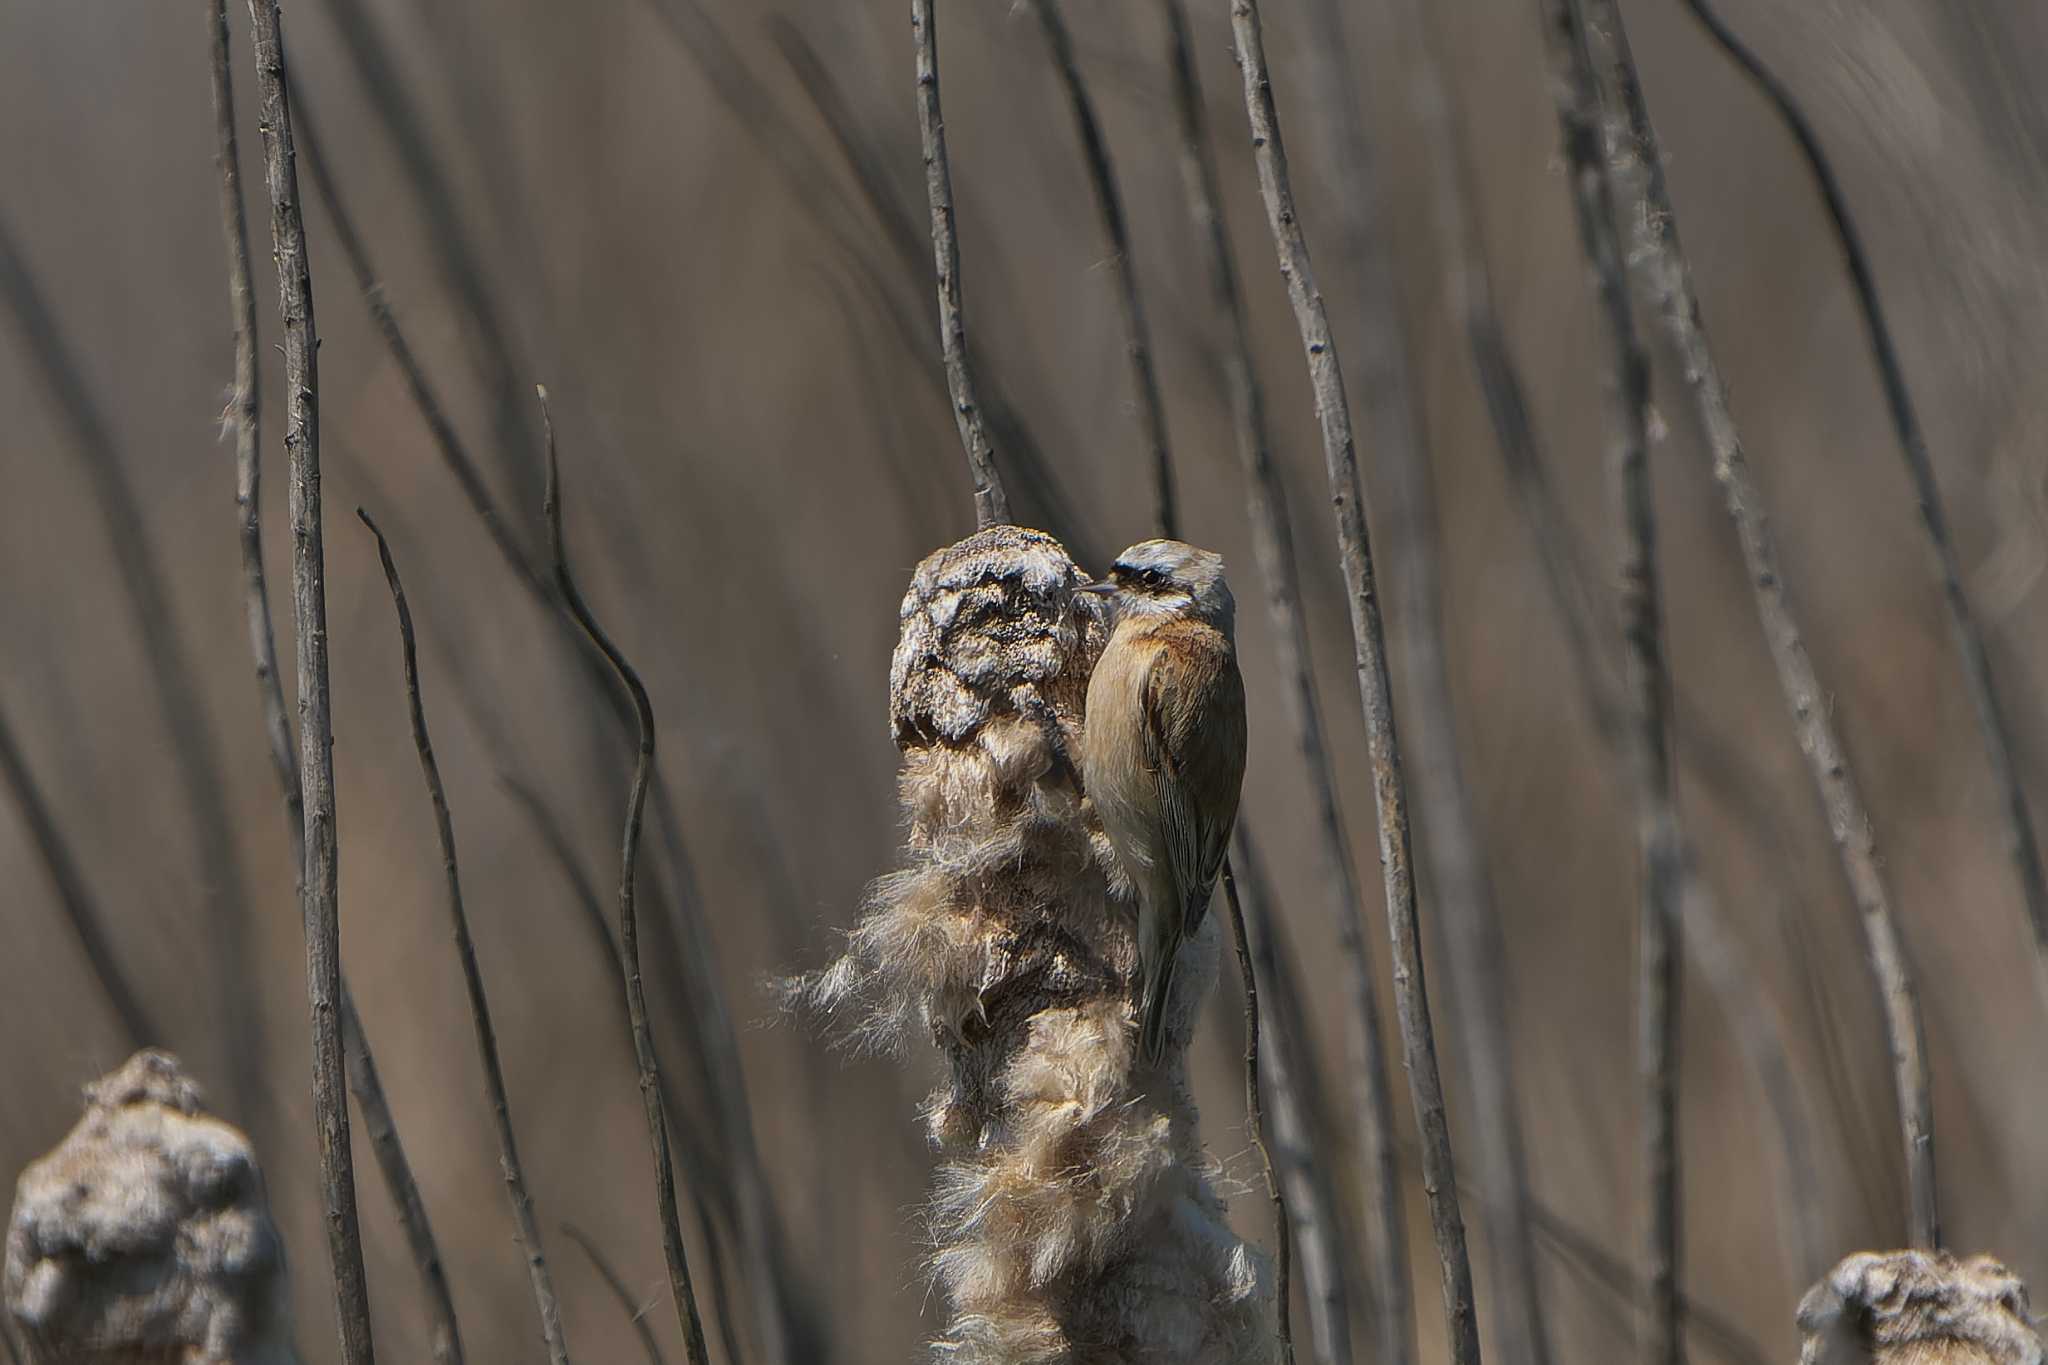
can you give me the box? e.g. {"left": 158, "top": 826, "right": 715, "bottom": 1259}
{"left": 564, "top": 1225, "right": 668, "bottom": 1365}
{"left": 1585, "top": 0, "right": 1937, "bottom": 1252}
{"left": 1225, "top": 3, "right": 1481, "bottom": 1361}
{"left": 1221, "top": 860, "right": 1293, "bottom": 1362}
{"left": 911, "top": 0, "right": 1009, "bottom": 527}
{"left": 1530, "top": 2, "right": 1688, "bottom": 1357}
{"left": 1160, "top": 3, "right": 1393, "bottom": 1359}
{"left": 1680, "top": 0, "right": 2048, "bottom": 1043}
{"left": 240, "top": 2, "right": 374, "bottom": 1358}
{"left": 541, "top": 387, "right": 710, "bottom": 1365}
{"left": 1027, "top": 0, "right": 1176, "bottom": 538}
{"left": 0, "top": 703, "right": 155, "bottom": 1049}
{"left": 360, "top": 511, "right": 573, "bottom": 1364}
{"left": 1296, "top": 1, "right": 1551, "bottom": 1358}
{"left": 208, "top": 15, "right": 465, "bottom": 1358}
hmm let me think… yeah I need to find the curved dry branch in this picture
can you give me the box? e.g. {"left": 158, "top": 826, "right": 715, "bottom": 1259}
{"left": 360, "top": 511, "right": 572, "bottom": 1364}
{"left": 1224, "top": 2, "right": 1481, "bottom": 1359}
{"left": 564, "top": 1226, "right": 667, "bottom": 1365}
{"left": 540, "top": 387, "right": 710, "bottom": 1365}
{"left": 1679, "top": 0, "right": 2048, "bottom": 1034}
{"left": 1221, "top": 861, "right": 1293, "bottom": 1363}
{"left": 1530, "top": 1, "right": 1690, "bottom": 1354}
{"left": 1585, "top": 0, "right": 1937, "bottom": 1254}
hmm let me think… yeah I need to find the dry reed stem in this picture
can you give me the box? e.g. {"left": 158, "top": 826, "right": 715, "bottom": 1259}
{"left": 0, "top": 702, "right": 155, "bottom": 1051}
{"left": 1158, "top": 3, "right": 1393, "bottom": 1358}
{"left": 1026, "top": 0, "right": 1176, "bottom": 539}
{"left": 1527, "top": 1207, "right": 1769, "bottom": 1365}
{"left": 564, "top": 1226, "right": 667, "bottom": 1365}
{"left": 1679, "top": 0, "right": 2048, "bottom": 1043}
{"left": 1529, "top": 0, "right": 1688, "bottom": 1354}
{"left": 540, "top": 388, "right": 711, "bottom": 1365}
{"left": 911, "top": 0, "right": 1010, "bottom": 527}
{"left": 299, "top": 96, "right": 783, "bottom": 1346}
{"left": 360, "top": 511, "right": 573, "bottom": 1364}
{"left": 1297, "top": 0, "right": 1552, "bottom": 1356}
{"left": 239, "top": 4, "right": 374, "bottom": 1357}
{"left": 1224, "top": 2, "right": 1482, "bottom": 1360}
{"left": 1582, "top": 0, "right": 1937, "bottom": 1256}
{"left": 1222, "top": 861, "right": 1293, "bottom": 1364}
{"left": 207, "top": 18, "right": 467, "bottom": 1360}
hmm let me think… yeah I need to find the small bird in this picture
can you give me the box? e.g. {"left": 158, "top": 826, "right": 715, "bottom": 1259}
{"left": 1081, "top": 540, "right": 1248, "bottom": 1066}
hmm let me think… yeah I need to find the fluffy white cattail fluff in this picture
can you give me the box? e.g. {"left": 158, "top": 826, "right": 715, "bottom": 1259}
{"left": 4, "top": 1050, "right": 300, "bottom": 1365}
{"left": 1798, "top": 1249, "right": 2043, "bottom": 1365}
{"left": 797, "top": 526, "right": 1275, "bottom": 1363}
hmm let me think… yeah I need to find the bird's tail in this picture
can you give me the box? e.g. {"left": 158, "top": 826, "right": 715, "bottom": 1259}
{"left": 1139, "top": 945, "right": 1178, "bottom": 1067}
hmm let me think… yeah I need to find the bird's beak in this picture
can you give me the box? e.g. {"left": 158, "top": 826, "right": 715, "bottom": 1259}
{"left": 1076, "top": 580, "right": 1119, "bottom": 596}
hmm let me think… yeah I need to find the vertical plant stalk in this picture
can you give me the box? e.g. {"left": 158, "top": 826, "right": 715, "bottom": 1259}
{"left": 564, "top": 1225, "right": 668, "bottom": 1365}
{"left": 540, "top": 387, "right": 711, "bottom": 1365}
{"left": 1530, "top": 0, "right": 1688, "bottom": 1357}
{"left": 1026, "top": 0, "right": 1176, "bottom": 539}
{"left": 1679, "top": 0, "right": 2048, "bottom": 1030}
{"left": 239, "top": 4, "right": 375, "bottom": 1359}
{"left": 911, "top": 0, "right": 1010, "bottom": 527}
{"left": 1296, "top": 0, "right": 1553, "bottom": 1357}
{"left": 1585, "top": 0, "right": 1938, "bottom": 1251}
{"left": 360, "top": 512, "right": 573, "bottom": 1364}
{"left": 208, "top": 15, "right": 467, "bottom": 1358}
{"left": 1224, "top": 3, "right": 1482, "bottom": 1361}
{"left": 1159, "top": 3, "right": 1396, "bottom": 1359}
{"left": 1221, "top": 860, "right": 1294, "bottom": 1363}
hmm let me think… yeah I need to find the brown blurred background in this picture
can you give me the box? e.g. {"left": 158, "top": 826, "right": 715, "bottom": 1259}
{"left": 3, "top": 0, "right": 2047, "bottom": 1360}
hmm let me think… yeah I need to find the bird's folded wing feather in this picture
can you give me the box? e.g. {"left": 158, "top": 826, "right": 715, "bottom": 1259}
{"left": 1139, "top": 631, "right": 1248, "bottom": 933}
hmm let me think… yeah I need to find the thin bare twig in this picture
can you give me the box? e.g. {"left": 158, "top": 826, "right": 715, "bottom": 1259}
{"left": 564, "top": 1225, "right": 668, "bottom": 1365}
{"left": 1158, "top": 4, "right": 1387, "bottom": 1359}
{"left": 360, "top": 510, "right": 573, "bottom": 1364}
{"left": 1680, "top": 0, "right": 2048, "bottom": 1042}
{"left": 1530, "top": 1, "right": 1688, "bottom": 1355}
{"left": 1026, "top": 0, "right": 1175, "bottom": 538}
{"left": 1220, "top": 860, "right": 1293, "bottom": 1362}
{"left": 1585, "top": 0, "right": 1936, "bottom": 1254}
{"left": 0, "top": 216, "right": 262, "bottom": 1114}
{"left": 1225, "top": 3, "right": 1481, "bottom": 1360}
{"left": 911, "top": 0, "right": 1009, "bottom": 527}
{"left": 540, "top": 386, "right": 710, "bottom": 1365}
{"left": 239, "top": 4, "right": 375, "bottom": 1357}
{"left": 208, "top": 19, "right": 466, "bottom": 1356}
{"left": 0, "top": 702, "right": 155, "bottom": 1048}
{"left": 211, "top": 31, "right": 467, "bottom": 1365}
{"left": 1296, "top": 1, "right": 1551, "bottom": 1357}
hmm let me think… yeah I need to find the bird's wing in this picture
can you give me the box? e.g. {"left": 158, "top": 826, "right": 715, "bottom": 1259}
{"left": 1140, "top": 636, "right": 1248, "bottom": 933}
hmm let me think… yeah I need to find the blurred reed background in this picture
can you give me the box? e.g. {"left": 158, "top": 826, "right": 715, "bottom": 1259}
{"left": 3, "top": 0, "right": 2047, "bottom": 1360}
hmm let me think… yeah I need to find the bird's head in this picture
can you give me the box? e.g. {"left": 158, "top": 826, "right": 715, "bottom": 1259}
{"left": 1080, "top": 539, "right": 1235, "bottom": 632}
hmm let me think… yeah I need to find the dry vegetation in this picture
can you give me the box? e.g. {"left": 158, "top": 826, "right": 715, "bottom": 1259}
{"left": 5, "top": 0, "right": 2048, "bottom": 1361}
